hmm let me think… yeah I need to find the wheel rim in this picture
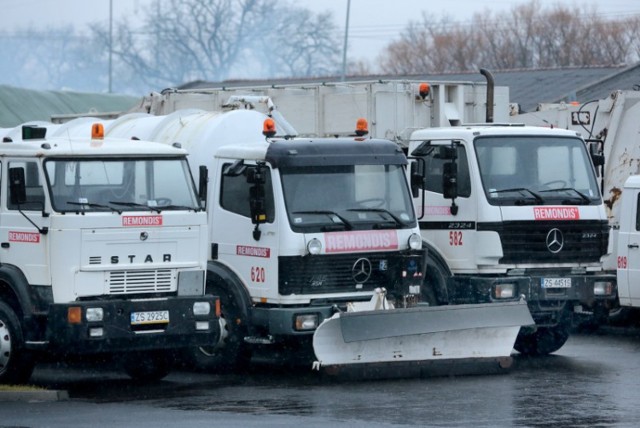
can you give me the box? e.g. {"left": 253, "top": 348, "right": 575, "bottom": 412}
{"left": 197, "top": 316, "right": 228, "bottom": 356}
{"left": 0, "top": 319, "right": 11, "bottom": 374}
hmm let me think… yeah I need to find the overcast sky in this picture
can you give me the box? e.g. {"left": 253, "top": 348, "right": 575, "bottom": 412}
{"left": 2, "top": 0, "right": 640, "bottom": 62}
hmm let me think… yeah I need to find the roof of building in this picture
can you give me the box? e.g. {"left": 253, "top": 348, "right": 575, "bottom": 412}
{"left": 0, "top": 85, "right": 138, "bottom": 128}
{"left": 181, "top": 64, "right": 639, "bottom": 113}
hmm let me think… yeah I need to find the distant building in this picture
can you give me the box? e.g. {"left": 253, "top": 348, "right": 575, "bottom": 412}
{"left": 180, "top": 63, "right": 640, "bottom": 113}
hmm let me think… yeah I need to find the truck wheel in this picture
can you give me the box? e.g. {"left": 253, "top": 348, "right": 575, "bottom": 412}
{"left": 186, "top": 286, "right": 251, "bottom": 373}
{"left": 515, "top": 305, "right": 573, "bottom": 355}
{"left": 121, "top": 351, "right": 171, "bottom": 382}
{"left": 422, "top": 254, "right": 449, "bottom": 305}
{"left": 0, "top": 301, "right": 35, "bottom": 384}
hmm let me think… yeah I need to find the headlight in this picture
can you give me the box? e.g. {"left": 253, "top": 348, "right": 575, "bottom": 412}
{"left": 307, "top": 238, "right": 322, "bottom": 255}
{"left": 408, "top": 233, "right": 422, "bottom": 250}
{"left": 594, "top": 281, "right": 613, "bottom": 296}
{"left": 495, "top": 283, "right": 516, "bottom": 299}
{"left": 193, "top": 301, "right": 211, "bottom": 316}
{"left": 86, "top": 307, "right": 104, "bottom": 322}
{"left": 294, "top": 314, "right": 319, "bottom": 331}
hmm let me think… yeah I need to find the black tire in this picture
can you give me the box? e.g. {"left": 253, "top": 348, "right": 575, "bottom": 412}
{"left": 121, "top": 351, "right": 171, "bottom": 382}
{"left": 422, "top": 254, "right": 450, "bottom": 306}
{"left": 0, "top": 301, "right": 36, "bottom": 384}
{"left": 185, "top": 285, "right": 251, "bottom": 373}
{"left": 514, "top": 315, "right": 572, "bottom": 356}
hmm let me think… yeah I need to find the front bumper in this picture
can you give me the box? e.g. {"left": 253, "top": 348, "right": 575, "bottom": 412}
{"left": 449, "top": 272, "right": 616, "bottom": 326}
{"left": 41, "top": 295, "right": 220, "bottom": 355}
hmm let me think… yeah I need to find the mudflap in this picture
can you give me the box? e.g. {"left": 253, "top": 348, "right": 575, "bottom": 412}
{"left": 312, "top": 300, "right": 533, "bottom": 377}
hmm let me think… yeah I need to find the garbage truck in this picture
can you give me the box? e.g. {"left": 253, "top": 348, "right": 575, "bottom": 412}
{"left": 0, "top": 122, "right": 219, "bottom": 384}
{"left": 616, "top": 175, "right": 640, "bottom": 312}
{"left": 514, "top": 89, "right": 640, "bottom": 322}
{"left": 126, "top": 76, "right": 615, "bottom": 355}
{"left": 48, "top": 109, "right": 533, "bottom": 375}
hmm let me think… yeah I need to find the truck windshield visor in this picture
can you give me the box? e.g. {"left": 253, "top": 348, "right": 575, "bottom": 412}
{"left": 44, "top": 157, "right": 201, "bottom": 212}
{"left": 281, "top": 164, "right": 416, "bottom": 232}
{"left": 474, "top": 136, "right": 601, "bottom": 206}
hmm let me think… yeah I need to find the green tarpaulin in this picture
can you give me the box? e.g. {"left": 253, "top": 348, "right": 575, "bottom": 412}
{"left": 0, "top": 85, "right": 138, "bottom": 127}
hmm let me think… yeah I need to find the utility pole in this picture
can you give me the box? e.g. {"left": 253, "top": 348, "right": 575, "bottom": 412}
{"left": 341, "top": 0, "right": 351, "bottom": 82}
{"left": 108, "top": 0, "right": 113, "bottom": 93}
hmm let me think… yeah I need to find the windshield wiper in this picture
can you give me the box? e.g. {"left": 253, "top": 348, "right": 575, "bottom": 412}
{"left": 292, "top": 210, "right": 353, "bottom": 230}
{"left": 539, "top": 187, "right": 591, "bottom": 204}
{"left": 109, "top": 201, "right": 162, "bottom": 213}
{"left": 158, "top": 204, "right": 199, "bottom": 212}
{"left": 346, "top": 208, "right": 404, "bottom": 227}
{"left": 490, "top": 188, "right": 544, "bottom": 205}
{"left": 66, "top": 201, "right": 122, "bottom": 214}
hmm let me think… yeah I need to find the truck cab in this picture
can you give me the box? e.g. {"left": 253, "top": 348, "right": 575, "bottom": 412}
{"left": 0, "top": 125, "right": 219, "bottom": 383}
{"left": 408, "top": 125, "right": 615, "bottom": 354}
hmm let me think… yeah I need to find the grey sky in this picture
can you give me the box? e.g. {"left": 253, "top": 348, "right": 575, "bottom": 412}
{"left": 2, "top": 0, "right": 639, "bottom": 63}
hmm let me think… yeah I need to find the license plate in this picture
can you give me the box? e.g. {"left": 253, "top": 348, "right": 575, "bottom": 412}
{"left": 541, "top": 278, "right": 572, "bottom": 288}
{"left": 130, "top": 310, "right": 170, "bottom": 325}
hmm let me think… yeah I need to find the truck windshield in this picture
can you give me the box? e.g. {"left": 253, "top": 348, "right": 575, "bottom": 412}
{"left": 44, "top": 157, "right": 200, "bottom": 213}
{"left": 280, "top": 164, "right": 416, "bottom": 232}
{"left": 475, "top": 136, "right": 601, "bottom": 206}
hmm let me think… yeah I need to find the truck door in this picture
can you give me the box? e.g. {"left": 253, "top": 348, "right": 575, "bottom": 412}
{"left": 618, "top": 190, "right": 640, "bottom": 307}
{"left": 410, "top": 142, "right": 477, "bottom": 270}
{"left": 0, "top": 160, "right": 51, "bottom": 285}
{"left": 212, "top": 160, "right": 279, "bottom": 301}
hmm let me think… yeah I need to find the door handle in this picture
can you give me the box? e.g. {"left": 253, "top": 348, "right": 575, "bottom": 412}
{"left": 629, "top": 243, "right": 640, "bottom": 249}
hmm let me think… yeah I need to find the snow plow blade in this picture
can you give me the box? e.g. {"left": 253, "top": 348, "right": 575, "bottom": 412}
{"left": 312, "top": 300, "right": 533, "bottom": 376}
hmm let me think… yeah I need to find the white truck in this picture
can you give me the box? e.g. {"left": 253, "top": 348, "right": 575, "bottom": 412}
{"left": 616, "top": 176, "right": 640, "bottom": 311}
{"left": 48, "top": 108, "right": 534, "bottom": 375}
{"left": 129, "top": 76, "right": 616, "bottom": 355}
{"left": 514, "top": 89, "right": 640, "bottom": 320}
{"left": 0, "top": 123, "right": 219, "bottom": 384}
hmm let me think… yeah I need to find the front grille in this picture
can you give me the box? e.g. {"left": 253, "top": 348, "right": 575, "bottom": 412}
{"left": 108, "top": 269, "right": 173, "bottom": 294}
{"left": 279, "top": 253, "right": 400, "bottom": 295}
{"left": 478, "top": 220, "right": 609, "bottom": 264}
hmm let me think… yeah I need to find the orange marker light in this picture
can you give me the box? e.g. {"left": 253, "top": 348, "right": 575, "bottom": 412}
{"left": 215, "top": 299, "right": 221, "bottom": 318}
{"left": 419, "top": 83, "right": 430, "bottom": 99}
{"left": 263, "top": 118, "right": 276, "bottom": 137}
{"left": 355, "top": 118, "right": 369, "bottom": 136}
{"left": 91, "top": 123, "right": 104, "bottom": 140}
{"left": 68, "top": 307, "right": 82, "bottom": 324}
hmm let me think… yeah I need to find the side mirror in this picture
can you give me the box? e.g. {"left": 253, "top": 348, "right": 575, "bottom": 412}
{"left": 410, "top": 162, "right": 423, "bottom": 198}
{"left": 198, "top": 165, "right": 208, "bottom": 207}
{"left": 9, "top": 167, "right": 27, "bottom": 206}
{"left": 589, "top": 142, "right": 605, "bottom": 167}
{"left": 249, "top": 184, "right": 267, "bottom": 225}
{"left": 442, "top": 162, "right": 458, "bottom": 200}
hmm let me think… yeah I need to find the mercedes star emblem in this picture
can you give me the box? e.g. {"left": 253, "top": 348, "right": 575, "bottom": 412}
{"left": 352, "top": 258, "right": 372, "bottom": 284}
{"left": 546, "top": 228, "right": 564, "bottom": 253}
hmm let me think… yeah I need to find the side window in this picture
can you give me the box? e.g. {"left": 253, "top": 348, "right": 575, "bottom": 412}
{"left": 220, "top": 163, "right": 275, "bottom": 222}
{"left": 8, "top": 161, "right": 44, "bottom": 211}
{"left": 416, "top": 145, "right": 471, "bottom": 197}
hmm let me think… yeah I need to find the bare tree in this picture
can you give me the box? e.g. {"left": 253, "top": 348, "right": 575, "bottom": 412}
{"left": 379, "top": 0, "right": 640, "bottom": 74}
{"left": 91, "top": 0, "right": 341, "bottom": 90}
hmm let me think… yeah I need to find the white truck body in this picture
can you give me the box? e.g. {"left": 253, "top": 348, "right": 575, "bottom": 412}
{"left": 128, "top": 79, "right": 613, "bottom": 355}
{"left": 0, "top": 124, "right": 219, "bottom": 384}
{"left": 616, "top": 175, "right": 640, "bottom": 308}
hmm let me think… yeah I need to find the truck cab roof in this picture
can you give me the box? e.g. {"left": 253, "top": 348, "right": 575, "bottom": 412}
{"left": 0, "top": 136, "right": 188, "bottom": 158}
{"left": 410, "top": 125, "right": 582, "bottom": 142}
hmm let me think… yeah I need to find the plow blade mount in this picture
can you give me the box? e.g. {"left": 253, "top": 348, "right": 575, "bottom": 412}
{"left": 312, "top": 300, "right": 533, "bottom": 373}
